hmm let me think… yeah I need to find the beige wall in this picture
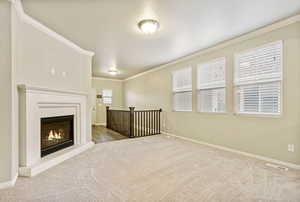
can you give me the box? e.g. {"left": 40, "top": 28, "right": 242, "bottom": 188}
{"left": 92, "top": 78, "right": 124, "bottom": 124}
{"left": 0, "top": 0, "right": 95, "bottom": 185}
{"left": 0, "top": 1, "right": 13, "bottom": 183}
{"left": 15, "top": 15, "right": 92, "bottom": 92}
{"left": 11, "top": 0, "right": 94, "bottom": 145}
{"left": 124, "top": 22, "right": 300, "bottom": 165}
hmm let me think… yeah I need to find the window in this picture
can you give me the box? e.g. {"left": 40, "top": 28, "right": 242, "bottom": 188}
{"left": 102, "top": 89, "right": 112, "bottom": 105}
{"left": 197, "top": 57, "right": 226, "bottom": 112}
{"left": 235, "top": 41, "right": 282, "bottom": 115}
{"left": 172, "top": 67, "right": 192, "bottom": 111}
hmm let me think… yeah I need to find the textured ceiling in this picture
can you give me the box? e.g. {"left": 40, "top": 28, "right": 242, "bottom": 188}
{"left": 23, "top": 0, "right": 300, "bottom": 79}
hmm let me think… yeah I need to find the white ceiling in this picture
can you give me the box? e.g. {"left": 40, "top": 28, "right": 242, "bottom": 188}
{"left": 23, "top": 0, "right": 300, "bottom": 79}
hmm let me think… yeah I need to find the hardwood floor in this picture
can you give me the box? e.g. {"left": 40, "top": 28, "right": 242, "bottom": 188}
{"left": 92, "top": 125, "right": 128, "bottom": 144}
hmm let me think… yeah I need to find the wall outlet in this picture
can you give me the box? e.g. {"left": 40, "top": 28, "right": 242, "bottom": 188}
{"left": 288, "top": 144, "right": 295, "bottom": 152}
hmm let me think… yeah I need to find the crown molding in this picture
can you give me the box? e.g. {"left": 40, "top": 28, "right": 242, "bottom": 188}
{"left": 124, "top": 13, "right": 300, "bottom": 81}
{"left": 92, "top": 77, "right": 124, "bottom": 82}
{"left": 9, "top": 0, "right": 299, "bottom": 80}
{"left": 9, "top": 0, "right": 95, "bottom": 57}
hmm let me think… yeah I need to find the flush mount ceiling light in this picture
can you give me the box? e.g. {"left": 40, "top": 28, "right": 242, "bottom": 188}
{"left": 108, "top": 69, "right": 118, "bottom": 76}
{"left": 138, "top": 19, "right": 160, "bottom": 34}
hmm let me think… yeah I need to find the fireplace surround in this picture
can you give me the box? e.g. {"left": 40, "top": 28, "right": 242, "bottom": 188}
{"left": 18, "top": 85, "right": 94, "bottom": 177}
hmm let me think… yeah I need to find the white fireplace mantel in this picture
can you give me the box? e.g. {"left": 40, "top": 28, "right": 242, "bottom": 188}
{"left": 18, "top": 84, "right": 94, "bottom": 177}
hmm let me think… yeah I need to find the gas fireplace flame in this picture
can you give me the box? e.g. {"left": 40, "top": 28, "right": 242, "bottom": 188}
{"left": 48, "top": 130, "right": 64, "bottom": 141}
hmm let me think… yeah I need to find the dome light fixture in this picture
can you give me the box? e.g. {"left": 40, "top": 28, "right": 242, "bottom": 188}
{"left": 108, "top": 69, "right": 118, "bottom": 76}
{"left": 138, "top": 19, "right": 160, "bottom": 34}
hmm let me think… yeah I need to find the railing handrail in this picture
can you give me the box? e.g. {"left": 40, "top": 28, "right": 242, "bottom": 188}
{"left": 106, "top": 106, "right": 162, "bottom": 138}
{"left": 106, "top": 107, "right": 162, "bottom": 112}
{"left": 134, "top": 109, "right": 162, "bottom": 112}
{"left": 107, "top": 110, "right": 130, "bottom": 112}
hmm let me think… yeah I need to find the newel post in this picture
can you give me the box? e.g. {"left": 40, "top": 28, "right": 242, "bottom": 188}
{"left": 159, "top": 108, "right": 162, "bottom": 134}
{"left": 106, "top": 106, "right": 110, "bottom": 129}
{"left": 129, "top": 107, "right": 135, "bottom": 138}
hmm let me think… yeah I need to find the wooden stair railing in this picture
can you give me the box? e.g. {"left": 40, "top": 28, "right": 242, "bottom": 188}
{"left": 106, "top": 106, "right": 162, "bottom": 138}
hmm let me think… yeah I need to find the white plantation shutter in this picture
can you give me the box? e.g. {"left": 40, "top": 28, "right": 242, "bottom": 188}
{"left": 235, "top": 41, "right": 282, "bottom": 115}
{"left": 173, "top": 67, "right": 192, "bottom": 92}
{"left": 198, "top": 88, "right": 225, "bottom": 112}
{"left": 172, "top": 67, "right": 192, "bottom": 111}
{"left": 197, "top": 58, "right": 226, "bottom": 112}
{"left": 173, "top": 91, "right": 193, "bottom": 112}
{"left": 102, "top": 89, "right": 113, "bottom": 104}
{"left": 236, "top": 83, "right": 280, "bottom": 114}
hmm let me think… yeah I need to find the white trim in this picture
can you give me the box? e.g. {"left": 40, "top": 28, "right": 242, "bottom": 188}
{"left": 10, "top": 0, "right": 19, "bottom": 189}
{"left": 124, "top": 14, "right": 300, "bottom": 81}
{"left": 9, "top": 0, "right": 94, "bottom": 57}
{"left": 92, "top": 77, "right": 123, "bottom": 82}
{"left": 0, "top": 173, "right": 18, "bottom": 190}
{"left": 18, "top": 84, "right": 88, "bottom": 96}
{"left": 161, "top": 131, "right": 300, "bottom": 170}
{"left": 18, "top": 85, "right": 89, "bottom": 175}
{"left": 93, "top": 122, "right": 106, "bottom": 126}
{"left": 234, "top": 111, "right": 281, "bottom": 118}
{"left": 19, "top": 142, "right": 94, "bottom": 177}
{"left": 9, "top": 0, "right": 299, "bottom": 81}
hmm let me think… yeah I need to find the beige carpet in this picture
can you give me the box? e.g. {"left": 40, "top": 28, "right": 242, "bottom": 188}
{"left": 1, "top": 135, "right": 300, "bottom": 202}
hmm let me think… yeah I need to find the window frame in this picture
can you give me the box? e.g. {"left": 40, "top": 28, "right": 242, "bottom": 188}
{"left": 234, "top": 40, "right": 283, "bottom": 117}
{"left": 102, "top": 89, "right": 113, "bottom": 105}
{"left": 172, "top": 67, "right": 193, "bottom": 112}
{"left": 197, "top": 57, "right": 227, "bottom": 114}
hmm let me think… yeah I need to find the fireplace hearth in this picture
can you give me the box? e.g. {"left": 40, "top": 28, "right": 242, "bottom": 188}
{"left": 18, "top": 85, "right": 93, "bottom": 177}
{"left": 41, "top": 115, "right": 74, "bottom": 157}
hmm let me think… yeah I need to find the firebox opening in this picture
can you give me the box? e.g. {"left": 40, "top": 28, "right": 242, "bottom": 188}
{"left": 41, "top": 115, "right": 74, "bottom": 157}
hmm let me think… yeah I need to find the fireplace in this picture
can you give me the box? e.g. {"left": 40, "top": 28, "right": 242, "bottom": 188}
{"left": 41, "top": 115, "right": 74, "bottom": 157}
{"left": 18, "top": 85, "right": 93, "bottom": 177}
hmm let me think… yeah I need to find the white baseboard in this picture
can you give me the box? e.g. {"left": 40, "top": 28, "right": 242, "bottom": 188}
{"left": 162, "top": 131, "right": 300, "bottom": 170}
{"left": 93, "top": 122, "right": 106, "bottom": 126}
{"left": 19, "top": 141, "right": 95, "bottom": 177}
{"left": 0, "top": 173, "right": 18, "bottom": 190}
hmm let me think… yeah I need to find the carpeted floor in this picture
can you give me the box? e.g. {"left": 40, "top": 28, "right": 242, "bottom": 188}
{"left": 1, "top": 135, "right": 300, "bottom": 202}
